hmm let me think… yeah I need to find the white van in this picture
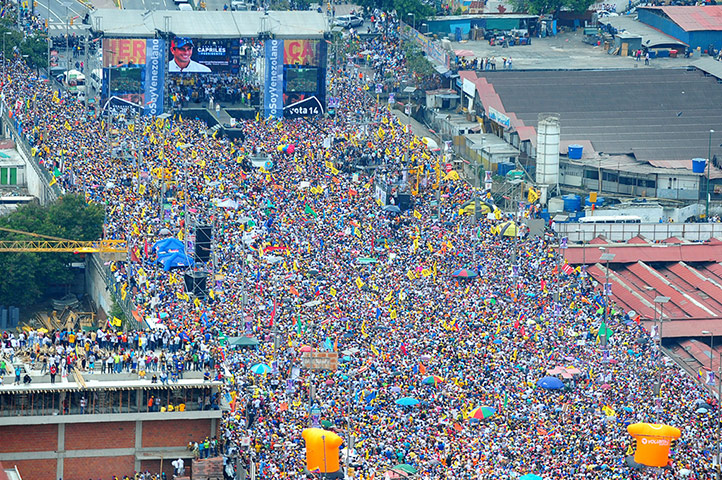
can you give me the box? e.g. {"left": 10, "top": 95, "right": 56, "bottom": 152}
{"left": 88, "top": 69, "right": 102, "bottom": 93}
{"left": 178, "top": 2, "right": 193, "bottom": 10}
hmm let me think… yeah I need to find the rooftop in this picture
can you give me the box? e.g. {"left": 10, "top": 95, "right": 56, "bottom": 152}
{"left": 599, "top": 15, "right": 688, "bottom": 48}
{"left": 640, "top": 5, "right": 722, "bottom": 32}
{"left": 88, "top": 9, "right": 329, "bottom": 38}
{"left": 467, "top": 69, "right": 722, "bottom": 166}
{"left": 565, "top": 239, "right": 722, "bottom": 327}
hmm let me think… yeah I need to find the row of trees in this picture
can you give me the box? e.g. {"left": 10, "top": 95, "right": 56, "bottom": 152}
{"left": 0, "top": 18, "right": 49, "bottom": 71}
{"left": 0, "top": 195, "right": 104, "bottom": 306}
{"left": 358, "top": 0, "right": 596, "bottom": 23}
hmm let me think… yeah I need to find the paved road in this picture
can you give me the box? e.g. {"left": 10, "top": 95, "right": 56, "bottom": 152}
{"left": 34, "top": 0, "right": 90, "bottom": 34}
{"left": 450, "top": 28, "right": 697, "bottom": 71}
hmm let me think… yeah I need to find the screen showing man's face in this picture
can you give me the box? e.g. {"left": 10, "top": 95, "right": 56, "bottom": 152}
{"left": 172, "top": 44, "right": 193, "bottom": 68}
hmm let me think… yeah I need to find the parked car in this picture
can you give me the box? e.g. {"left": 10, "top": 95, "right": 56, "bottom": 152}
{"left": 333, "top": 15, "right": 363, "bottom": 28}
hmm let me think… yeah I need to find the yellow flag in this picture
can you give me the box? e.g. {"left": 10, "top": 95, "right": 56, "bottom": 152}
{"left": 113, "top": 316, "right": 123, "bottom": 327}
{"left": 406, "top": 270, "right": 416, "bottom": 281}
{"left": 48, "top": 176, "right": 57, "bottom": 187}
{"left": 128, "top": 123, "right": 135, "bottom": 133}
{"left": 384, "top": 291, "right": 393, "bottom": 302}
{"left": 390, "top": 309, "right": 397, "bottom": 319}
{"left": 413, "top": 210, "right": 422, "bottom": 219}
{"left": 355, "top": 277, "right": 365, "bottom": 289}
{"left": 329, "top": 287, "right": 337, "bottom": 297}
{"left": 528, "top": 187, "right": 540, "bottom": 204}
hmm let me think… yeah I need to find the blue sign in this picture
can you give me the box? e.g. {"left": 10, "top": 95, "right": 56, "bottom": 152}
{"left": 264, "top": 39, "right": 284, "bottom": 119}
{"left": 144, "top": 39, "right": 165, "bottom": 116}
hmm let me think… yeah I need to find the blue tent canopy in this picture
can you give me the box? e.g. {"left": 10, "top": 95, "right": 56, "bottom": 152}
{"left": 152, "top": 237, "right": 185, "bottom": 258}
{"left": 161, "top": 251, "right": 195, "bottom": 271}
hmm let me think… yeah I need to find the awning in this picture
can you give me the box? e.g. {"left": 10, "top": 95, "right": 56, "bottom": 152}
{"left": 438, "top": 94, "right": 460, "bottom": 99}
{"left": 434, "top": 64, "right": 451, "bottom": 75}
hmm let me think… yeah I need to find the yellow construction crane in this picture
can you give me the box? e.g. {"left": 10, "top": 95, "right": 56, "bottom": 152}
{"left": 0, "top": 226, "right": 127, "bottom": 253}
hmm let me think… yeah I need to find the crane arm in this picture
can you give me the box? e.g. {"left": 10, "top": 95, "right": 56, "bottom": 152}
{"left": 0, "top": 239, "right": 127, "bottom": 253}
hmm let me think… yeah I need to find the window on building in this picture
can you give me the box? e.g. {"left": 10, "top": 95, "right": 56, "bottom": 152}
{"left": 602, "top": 172, "right": 618, "bottom": 182}
{"left": 584, "top": 170, "right": 599, "bottom": 180}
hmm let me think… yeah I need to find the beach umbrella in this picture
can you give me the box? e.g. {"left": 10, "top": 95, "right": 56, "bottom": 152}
{"left": 499, "top": 220, "right": 522, "bottom": 237}
{"left": 536, "top": 376, "right": 564, "bottom": 390}
{"left": 520, "top": 475, "right": 543, "bottom": 480}
{"left": 454, "top": 49, "right": 475, "bottom": 57}
{"left": 299, "top": 345, "right": 314, "bottom": 353}
{"left": 382, "top": 205, "right": 401, "bottom": 213}
{"left": 321, "top": 420, "right": 334, "bottom": 428}
{"left": 357, "top": 257, "right": 378, "bottom": 264}
{"left": 392, "top": 464, "right": 417, "bottom": 475}
{"left": 422, "top": 375, "right": 444, "bottom": 386}
{"left": 469, "top": 406, "right": 496, "bottom": 420}
{"left": 696, "top": 407, "right": 709, "bottom": 414}
{"left": 395, "top": 397, "right": 420, "bottom": 406}
{"left": 250, "top": 363, "right": 271, "bottom": 375}
{"left": 452, "top": 268, "right": 478, "bottom": 279}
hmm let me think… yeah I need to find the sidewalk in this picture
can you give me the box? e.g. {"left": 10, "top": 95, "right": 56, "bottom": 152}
{"left": 85, "top": 0, "right": 117, "bottom": 9}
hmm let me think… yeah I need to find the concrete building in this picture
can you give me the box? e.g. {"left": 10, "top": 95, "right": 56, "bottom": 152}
{"left": 0, "top": 373, "right": 222, "bottom": 480}
{"left": 454, "top": 68, "right": 722, "bottom": 209}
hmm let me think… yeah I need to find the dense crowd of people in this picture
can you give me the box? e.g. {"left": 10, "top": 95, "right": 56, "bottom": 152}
{"left": 0, "top": 12, "right": 718, "bottom": 480}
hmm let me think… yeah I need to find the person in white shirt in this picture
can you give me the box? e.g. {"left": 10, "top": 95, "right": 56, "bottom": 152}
{"left": 169, "top": 38, "right": 211, "bottom": 73}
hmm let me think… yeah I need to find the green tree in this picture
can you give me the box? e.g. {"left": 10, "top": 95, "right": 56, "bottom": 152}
{"left": 403, "top": 42, "right": 435, "bottom": 80}
{"left": 0, "top": 194, "right": 105, "bottom": 306}
{"left": 19, "top": 32, "right": 49, "bottom": 71}
{"left": 357, "top": 0, "right": 433, "bottom": 23}
{"left": 509, "top": 0, "right": 594, "bottom": 14}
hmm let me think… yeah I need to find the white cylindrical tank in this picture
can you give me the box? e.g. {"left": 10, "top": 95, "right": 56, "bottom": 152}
{"left": 536, "top": 113, "right": 560, "bottom": 186}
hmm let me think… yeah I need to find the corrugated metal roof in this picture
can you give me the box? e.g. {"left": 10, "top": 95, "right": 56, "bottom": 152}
{"left": 568, "top": 242, "right": 722, "bottom": 338}
{"left": 642, "top": 6, "right": 722, "bottom": 32}
{"left": 89, "top": 9, "right": 329, "bottom": 38}
{"left": 472, "top": 69, "right": 722, "bottom": 164}
{"left": 600, "top": 15, "right": 688, "bottom": 48}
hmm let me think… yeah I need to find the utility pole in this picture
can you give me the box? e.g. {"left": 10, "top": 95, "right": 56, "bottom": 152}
{"left": 599, "top": 249, "right": 615, "bottom": 346}
{"left": 653, "top": 295, "right": 669, "bottom": 422}
{"left": 708, "top": 129, "right": 715, "bottom": 221}
{"left": 83, "top": 34, "right": 89, "bottom": 110}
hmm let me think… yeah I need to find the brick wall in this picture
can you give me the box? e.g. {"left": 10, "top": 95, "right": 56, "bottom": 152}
{"left": 64, "top": 455, "right": 135, "bottom": 480}
{"left": 9, "top": 459, "right": 56, "bottom": 480}
{"left": 0, "top": 425, "right": 57, "bottom": 452}
{"left": 142, "top": 419, "right": 214, "bottom": 448}
{"left": 65, "top": 421, "right": 135, "bottom": 450}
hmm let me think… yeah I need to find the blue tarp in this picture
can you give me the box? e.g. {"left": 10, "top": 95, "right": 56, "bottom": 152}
{"left": 160, "top": 251, "right": 195, "bottom": 271}
{"left": 152, "top": 237, "right": 185, "bottom": 257}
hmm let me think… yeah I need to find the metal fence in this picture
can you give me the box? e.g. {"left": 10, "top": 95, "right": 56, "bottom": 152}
{"left": 1, "top": 100, "right": 61, "bottom": 205}
{"left": 557, "top": 222, "right": 722, "bottom": 243}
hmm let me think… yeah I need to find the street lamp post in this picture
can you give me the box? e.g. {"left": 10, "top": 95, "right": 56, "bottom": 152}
{"left": 654, "top": 295, "right": 670, "bottom": 423}
{"left": 3, "top": 32, "right": 12, "bottom": 89}
{"left": 708, "top": 129, "right": 715, "bottom": 221}
{"left": 600, "top": 249, "right": 616, "bottom": 346}
{"left": 704, "top": 330, "right": 715, "bottom": 373}
{"left": 716, "top": 349, "right": 722, "bottom": 480}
